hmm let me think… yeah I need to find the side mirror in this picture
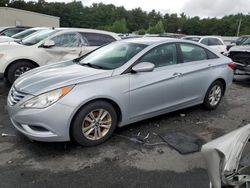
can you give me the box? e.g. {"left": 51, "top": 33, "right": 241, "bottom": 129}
{"left": 42, "top": 40, "right": 55, "bottom": 48}
{"left": 132, "top": 62, "right": 155, "bottom": 73}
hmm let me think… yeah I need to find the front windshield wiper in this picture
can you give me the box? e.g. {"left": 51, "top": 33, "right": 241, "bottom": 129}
{"left": 80, "top": 63, "right": 109, "bottom": 70}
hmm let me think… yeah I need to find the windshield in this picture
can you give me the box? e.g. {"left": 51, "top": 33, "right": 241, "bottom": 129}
{"left": 0, "top": 27, "right": 7, "bottom": 33}
{"left": 22, "top": 29, "right": 58, "bottom": 46}
{"left": 242, "top": 38, "right": 250, "bottom": 45}
{"left": 12, "top": 29, "right": 37, "bottom": 39}
{"left": 183, "top": 37, "right": 201, "bottom": 42}
{"left": 79, "top": 42, "right": 147, "bottom": 70}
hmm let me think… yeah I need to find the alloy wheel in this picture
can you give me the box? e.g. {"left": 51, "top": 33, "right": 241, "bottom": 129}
{"left": 81, "top": 109, "right": 112, "bottom": 141}
{"left": 14, "top": 66, "right": 31, "bottom": 80}
{"left": 209, "top": 85, "right": 222, "bottom": 106}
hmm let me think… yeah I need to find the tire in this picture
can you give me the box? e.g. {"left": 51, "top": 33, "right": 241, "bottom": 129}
{"left": 71, "top": 100, "right": 118, "bottom": 146}
{"left": 7, "top": 60, "right": 36, "bottom": 84}
{"left": 203, "top": 80, "right": 224, "bottom": 110}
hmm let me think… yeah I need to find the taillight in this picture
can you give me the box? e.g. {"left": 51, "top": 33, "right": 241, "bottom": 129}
{"left": 228, "top": 62, "right": 236, "bottom": 70}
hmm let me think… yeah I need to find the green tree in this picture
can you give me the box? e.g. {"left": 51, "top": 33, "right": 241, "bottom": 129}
{"left": 0, "top": 0, "right": 9, "bottom": 6}
{"left": 4, "top": 0, "right": 250, "bottom": 36}
{"left": 106, "top": 18, "right": 128, "bottom": 33}
{"left": 137, "top": 28, "right": 146, "bottom": 35}
{"left": 147, "top": 20, "right": 165, "bottom": 34}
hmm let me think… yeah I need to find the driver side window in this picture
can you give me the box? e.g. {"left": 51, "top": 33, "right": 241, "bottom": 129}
{"left": 138, "top": 44, "right": 178, "bottom": 68}
{"left": 51, "top": 33, "right": 82, "bottom": 47}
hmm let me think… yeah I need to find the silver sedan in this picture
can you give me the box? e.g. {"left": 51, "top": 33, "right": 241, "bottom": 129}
{"left": 7, "top": 38, "right": 234, "bottom": 146}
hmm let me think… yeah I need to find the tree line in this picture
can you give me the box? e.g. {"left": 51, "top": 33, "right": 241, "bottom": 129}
{"left": 1, "top": 0, "right": 250, "bottom": 36}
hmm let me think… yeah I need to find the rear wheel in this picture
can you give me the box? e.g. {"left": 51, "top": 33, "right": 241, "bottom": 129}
{"left": 203, "top": 81, "right": 224, "bottom": 110}
{"left": 7, "top": 60, "right": 36, "bottom": 84}
{"left": 71, "top": 101, "right": 118, "bottom": 146}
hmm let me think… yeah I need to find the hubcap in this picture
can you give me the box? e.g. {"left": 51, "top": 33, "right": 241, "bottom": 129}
{"left": 209, "top": 85, "right": 222, "bottom": 106}
{"left": 82, "top": 109, "right": 112, "bottom": 141}
{"left": 14, "top": 66, "right": 31, "bottom": 80}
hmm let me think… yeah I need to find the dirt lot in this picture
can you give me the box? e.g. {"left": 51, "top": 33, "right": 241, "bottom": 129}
{"left": 0, "top": 76, "right": 250, "bottom": 188}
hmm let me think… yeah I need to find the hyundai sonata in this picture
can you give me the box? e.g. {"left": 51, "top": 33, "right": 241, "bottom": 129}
{"left": 7, "top": 38, "right": 234, "bottom": 146}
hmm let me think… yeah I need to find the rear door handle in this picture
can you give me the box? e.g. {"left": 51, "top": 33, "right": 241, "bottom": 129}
{"left": 172, "top": 73, "right": 182, "bottom": 78}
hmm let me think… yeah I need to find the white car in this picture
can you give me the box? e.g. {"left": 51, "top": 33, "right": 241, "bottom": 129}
{"left": 0, "top": 28, "right": 120, "bottom": 83}
{"left": 0, "top": 27, "right": 48, "bottom": 43}
{"left": 182, "top": 36, "right": 227, "bottom": 54}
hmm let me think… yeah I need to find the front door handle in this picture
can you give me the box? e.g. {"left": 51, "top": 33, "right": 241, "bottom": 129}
{"left": 172, "top": 73, "right": 182, "bottom": 78}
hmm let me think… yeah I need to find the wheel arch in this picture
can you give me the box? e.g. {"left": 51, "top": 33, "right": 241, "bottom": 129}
{"left": 4, "top": 59, "right": 39, "bottom": 77}
{"left": 69, "top": 98, "right": 123, "bottom": 139}
{"left": 213, "top": 78, "right": 226, "bottom": 95}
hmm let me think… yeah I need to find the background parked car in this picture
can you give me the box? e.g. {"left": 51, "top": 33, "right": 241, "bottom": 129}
{"left": 0, "top": 28, "right": 120, "bottom": 83}
{"left": 0, "top": 27, "right": 48, "bottom": 43}
{"left": 234, "top": 35, "right": 250, "bottom": 46}
{"left": 182, "top": 36, "right": 227, "bottom": 54}
{"left": 227, "top": 38, "right": 250, "bottom": 75}
{"left": 0, "top": 26, "right": 31, "bottom": 37}
{"left": 7, "top": 38, "right": 234, "bottom": 146}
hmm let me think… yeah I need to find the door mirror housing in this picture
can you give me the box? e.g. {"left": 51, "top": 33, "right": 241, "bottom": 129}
{"left": 132, "top": 62, "right": 155, "bottom": 73}
{"left": 42, "top": 40, "right": 55, "bottom": 48}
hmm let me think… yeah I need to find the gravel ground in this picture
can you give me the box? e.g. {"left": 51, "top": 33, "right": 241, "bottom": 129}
{"left": 0, "top": 76, "right": 250, "bottom": 188}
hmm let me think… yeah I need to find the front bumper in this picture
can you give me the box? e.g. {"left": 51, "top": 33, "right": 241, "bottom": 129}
{"left": 7, "top": 100, "right": 75, "bottom": 142}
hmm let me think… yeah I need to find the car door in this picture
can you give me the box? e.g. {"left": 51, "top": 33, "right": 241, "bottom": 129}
{"left": 129, "top": 43, "right": 185, "bottom": 120}
{"left": 177, "top": 42, "right": 218, "bottom": 104}
{"left": 43, "top": 32, "right": 83, "bottom": 64}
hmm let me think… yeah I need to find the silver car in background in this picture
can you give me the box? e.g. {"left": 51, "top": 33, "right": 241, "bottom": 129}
{"left": 7, "top": 38, "right": 234, "bottom": 146}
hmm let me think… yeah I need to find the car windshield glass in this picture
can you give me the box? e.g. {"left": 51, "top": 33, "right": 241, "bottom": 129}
{"left": 183, "top": 37, "right": 201, "bottom": 42}
{"left": 242, "top": 38, "right": 250, "bottom": 45}
{"left": 78, "top": 42, "right": 147, "bottom": 70}
{"left": 0, "top": 27, "right": 7, "bottom": 33}
{"left": 12, "top": 29, "right": 37, "bottom": 39}
{"left": 22, "top": 30, "right": 58, "bottom": 46}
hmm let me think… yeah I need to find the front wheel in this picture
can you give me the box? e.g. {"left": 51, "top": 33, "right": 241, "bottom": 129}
{"left": 71, "top": 101, "right": 118, "bottom": 146}
{"left": 203, "top": 81, "right": 224, "bottom": 110}
{"left": 7, "top": 60, "right": 36, "bottom": 84}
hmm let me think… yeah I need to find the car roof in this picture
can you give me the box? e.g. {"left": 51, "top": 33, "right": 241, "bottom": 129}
{"left": 183, "top": 35, "right": 222, "bottom": 39}
{"left": 54, "top": 28, "right": 120, "bottom": 39}
{"left": 122, "top": 37, "right": 179, "bottom": 45}
{"left": 31, "top": 27, "right": 50, "bottom": 31}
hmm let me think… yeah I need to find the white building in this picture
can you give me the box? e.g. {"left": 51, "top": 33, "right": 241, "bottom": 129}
{"left": 0, "top": 7, "right": 60, "bottom": 27}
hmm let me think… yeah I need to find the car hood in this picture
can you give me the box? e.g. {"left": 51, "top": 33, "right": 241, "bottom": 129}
{"left": 229, "top": 45, "right": 250, "bottom": 53}
{"left": 0, "top": 41, "right": 23, "bottom": 51}
{"left": 201, "top": 124, "right": 250, "bottom": 188}
{"left": 14, "top": 61, "right": 113, "bottom": 95}
{"left": 0, "top": 36, "right": 14, "bottom": 43}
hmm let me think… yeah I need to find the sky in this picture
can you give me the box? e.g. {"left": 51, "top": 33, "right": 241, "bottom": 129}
{"left": 44, "top": 0, "right": 250, "bottom": 17}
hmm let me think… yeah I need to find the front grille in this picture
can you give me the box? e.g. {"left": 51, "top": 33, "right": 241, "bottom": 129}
{"left": 8, "top": 87, "right": 27, "bottom": 106}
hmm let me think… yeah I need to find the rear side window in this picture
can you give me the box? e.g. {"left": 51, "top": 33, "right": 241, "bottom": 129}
{"left": 200, "top": 38, "right": 208, "bottom": 45}
{"left": 180, "top": 43, "right": 208, "bottom": 63}
{"left": 51, "top": 33, "right": 82, "bottom": 47}
{"left": 81, "top": 32, "right": 116, "bottom": 46}
{"left": 1, "top": 28, "right": 19, "bottom": 36}
{"left": 208, "top": 38, "right": 223, "bottom": 46}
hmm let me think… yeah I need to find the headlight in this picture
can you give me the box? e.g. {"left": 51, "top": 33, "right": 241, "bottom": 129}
{"left": 20, "top": 85, "right": 75, "bottom": 109}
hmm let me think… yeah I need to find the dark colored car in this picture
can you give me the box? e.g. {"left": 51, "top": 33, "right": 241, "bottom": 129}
{"left": 0, "top": 26, "right": 31, "bottom": 37}
{"left": 235, "top": 35, "right": 250, "bottom": 46}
